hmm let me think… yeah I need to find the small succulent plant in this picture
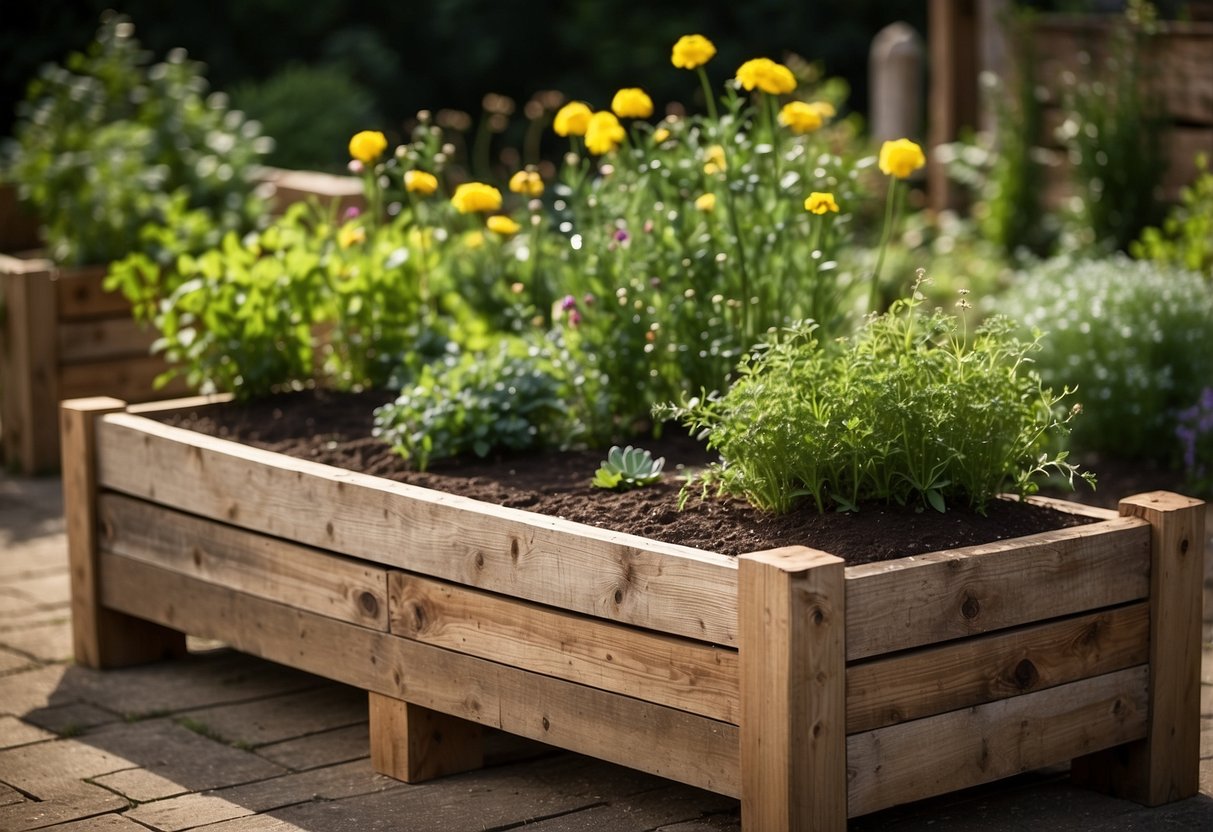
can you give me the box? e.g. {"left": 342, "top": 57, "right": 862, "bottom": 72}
{"left": 591, "top": 445, "right": 665, "bottom": 491}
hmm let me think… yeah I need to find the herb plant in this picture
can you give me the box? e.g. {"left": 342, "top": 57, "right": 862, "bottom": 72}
{"left": 1, "top": 13, "right": 270, "bottom": 265}
{"left": 1131, "top": 153, "right": 1213, "bottom": 277}
{"left": 659, "top": 274, "right": 1092, "bottom": 514}
{"left": 591, "top": 446, "right": 666, "bottom": 491}
{"left": 1001, "top": 255, "right": 1213, "bottom": 462}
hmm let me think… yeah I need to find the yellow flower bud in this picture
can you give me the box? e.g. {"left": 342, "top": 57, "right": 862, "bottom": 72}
{"left": 695, "top": 193, "right": 717, "bottom": 213}
{"left": 671, "top": 34, "right": 717, "bottom": 70}
{"left": 404, "top": 170, "right": 439, "bottom": 195}
{"left": 508, "top": 170, "right": 544, "bottom": 198}
{"left": 337, "top": 223, "right": 366, "bottom": 249}
{"left": 451, "top": 182, "right": 503, "bottom": 214}
{"left": 611, "top": 88, "right": 653, "bottom": 119}
{"left": 464, "top": 230, "right": 485, "bottom": 249}
{"left": 878, "top": 138, "right": 927, "bottom": 179}
{"left": 778, "top": 101, "right": 824, "bottom": 134}
{"left": 735, "top": 58, "right": 797, "bottom": 95}
{"left": 487, "top": 215, "right": 521, "bottom": 237}
{"left": 348, "top": 130, "right": 388, "bottom": 164}
{"left": 703, "top": 144, "right": 727, "bottom": 175}
{"left": 553, "top": 101, "right": 593, "bottom": 137}
{"left": 585, "top": 111, "right": 626, "bottom": 155}
{"left": 653, "top": 127, "right": 671, "bottom": 143}
{"left": 804, "top": 192, "right": 839, "bottom": 214}
{"left": 808, "top": 101, "right": 836, "bottom": 120}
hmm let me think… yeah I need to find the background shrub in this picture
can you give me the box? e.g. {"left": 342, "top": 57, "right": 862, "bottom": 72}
{"left": 1001, "top": 255, "right": 1213, "bottom": 461}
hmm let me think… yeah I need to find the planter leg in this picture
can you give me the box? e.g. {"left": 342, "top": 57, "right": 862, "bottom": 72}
{"left": 1072, "top": 491, "right": 1206, "bottom": 805}
{"left": 368, "top": 692, "right": 484, "bottom": 783}
{"left": 62, "top": 398, "right": 186, "bottom": 668}
{"left": 739, "top": 546, "right": 847, "bottom": 831}
{"left": 2, "top": 263, "right": 59, "bottom": 474}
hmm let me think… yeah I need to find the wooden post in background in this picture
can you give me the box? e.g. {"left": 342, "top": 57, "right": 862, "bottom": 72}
{"left": 2, "top": 259, "right": 59, "bottom": 473}
{"left": 61, "top": 397, "right": 185, "bottom": 668}
{"left": 739, "top": 547, "right": 846, "bottom": 830}
{"left": 1073, "top": 491, "right": 1205, "bottom": 805}
{"left": 369, "top": 692, "right": 485, "bottom": 783}
{"left": 870, "top": 22, "right": 925, "bottom": 145}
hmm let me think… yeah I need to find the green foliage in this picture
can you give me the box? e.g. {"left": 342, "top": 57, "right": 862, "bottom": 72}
{"left": 371, "top": 339, "right": 572, "bottom": 470}
{"left": 591, "top": 445, "right": 666, "bottom": 490}
{"left": 1001, "top": 255, "right": 1213, "bottom": 461}
{"left": 232, "top": 63, "right": 378, "bottom": 172}
{"left": 1131, "top": 154, "right": 1213, "bottom": 276}
{"left": 1, "top": 13, "right": 269, "bottom": 265}
{"left": 658, "top": 275, "right": 1090, "bottom": 515}
{"left": 141, "top": 203, "right": 426, "bottom": 398}
{"left": 1057, "top": 2, "right": 1167, "bottom": 252}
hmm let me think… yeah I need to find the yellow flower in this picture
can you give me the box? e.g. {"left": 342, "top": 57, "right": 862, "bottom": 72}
{"left": 611, "top": 88, "right": 653, "bottom": 119}
{"left": 778, "top": 101, "right": 824, "bottom": 134}
{"left": 671, "top": 34, "right": 716, "bottom": 70}
{"left": 404, "top": 170, "right": 438, "bottom": 196}
{"left": 653, "top": 127, "right": 671, "bottom": 143}
{"left": 808, "top": 101, "right": 836, "bottom": 120}
{"left": 878, "top": 138, "right": 927, "bottom": 179}
{"left": 804, "top": 192, "right": 839, "bottom": 214}
{"left": 735, "top": 58, "right": 797, "bottom": 95}
{"left": 451, "top": 182, "right": 503, "bottom": 214}
{"left": 695, "top": 193, "right": 716, "bottom": 213}
{"left": 487, "top": 215, "right": 521, "bottom": 237}
{"left": 348, "top": 130, "right": 388, "bottom": 164}
{"left": 464, "top": 230, "right": 485, "bottom": 249}
{"left": 703, "top": 144, "right": 727, "bottom": 175}
{"left": 585, "top": 111, "right": 626, "bottom": 155}
{"left": 337, "top": 223, "right": 366, "bottom": 249}
{"left": 508, "top": 169, "right": 544, "bottom": 198}
{"left": 553, "top": 101, "right": 593, "bottom": 137}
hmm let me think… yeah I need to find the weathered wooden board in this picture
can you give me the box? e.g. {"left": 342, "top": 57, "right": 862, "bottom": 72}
{"left": 58, "top": 316, "right": 159, "bottom": 363}
{"left": 847, "top": 602, "right": 1149, "bottom": 733}
{"left": 55, "top": 265, "right": 130, "bottom": 320}
{"left": 58, "top": 355, "right": 187, "bottom": 403}
{"left": 99, "top": 552, "right": 741, "bottom": 797}
{"left": 1, "top": 265, "right": 58, "bottom": 472}
{"left": 389, "top": 572, "right": 738, "bottom": 724}
{"left": 95, "top": 412, "right": 740, "bottom": 646}
{"left": 847, "top": 665, "right": 1149, "bottom": 817}
{"left": 100, "top": 493, "right": 390, "bottom": 630}
{"left": 844, "top": 518, "right": 1151, "bottom": 660}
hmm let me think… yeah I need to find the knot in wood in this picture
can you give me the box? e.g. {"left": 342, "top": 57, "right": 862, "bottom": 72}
{"left": 960, "top": 593, "right": 981, "bottom": 620}
{"left": 1179, "top": 537, "right": 1189, "bottom": 555}
{"left": 1012, "top": 658, "right": 1039, "bottom": 690}
{"left": 613, "top": 588, "right": 625, "bottom": 605}
{"left": 358, "top": 591, "right": 379, "bottom": 617}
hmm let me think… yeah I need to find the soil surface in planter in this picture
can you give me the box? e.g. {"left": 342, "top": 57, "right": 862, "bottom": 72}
{"left": 154, "top": 390, "right": 1100, "bottom": 565}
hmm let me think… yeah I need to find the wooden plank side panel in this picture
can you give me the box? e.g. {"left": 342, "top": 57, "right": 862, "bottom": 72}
{"left": 58, "top": 316, "right": 159, "bottom": 363}
{"left": 55, "top": 265, "right": 130, "bottom": 320}
{"left": 844, "top": 518, "right": 1151, "bottom": 661}
{"left": 58, "top": 354, "right": 188, "bottom": 404}
{"left": 1, "top": 265, "right": 59, "bottom": 473}
{"left": 389, "top": 573, "right": 739, "bottom": 724}
{"left": 99, "top": 552, "right": 741, "bottom": 797}
{"left": 847, "top": 603, "right": 1149, "bottom": 733}
{"left": 847, "top": 666, "right": 1149, "bottom": 817}
{"left": 99, "top": 493, "right": 389, "bottom": 630}
{"left": 94, "top": 413, "right": 740, "bottom": 646}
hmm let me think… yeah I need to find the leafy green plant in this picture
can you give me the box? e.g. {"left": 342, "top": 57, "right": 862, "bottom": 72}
{"left": 372, "top": 339, "right": 573, "bottom": 470}
{"left": 659, "top": 273, "right": 1091, "bottom": 515}
{"left": 1001, "top": 255, "right": 1213, "bottom": 461}
{"left": 1131, "top": 153, "right": 1213, "bottom": 277}
{"left": 591, "top": 445, "right": 666, "bottom": 490}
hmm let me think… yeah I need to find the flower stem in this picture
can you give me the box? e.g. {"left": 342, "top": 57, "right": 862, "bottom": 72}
{"left": 869, "top": 178, "right": 902, "bottom": 313}
{"left": 696, "top": 67, "right": 719, "bottom": 124}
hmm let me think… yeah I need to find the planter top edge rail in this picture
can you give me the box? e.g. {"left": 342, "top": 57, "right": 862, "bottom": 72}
{"left": 78, "top": 395, "right": 1161, "bottom": 653}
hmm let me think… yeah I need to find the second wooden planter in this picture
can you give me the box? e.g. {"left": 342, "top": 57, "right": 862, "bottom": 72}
{"left": 62, "top": 395, "right": 1206, "bottom": 830}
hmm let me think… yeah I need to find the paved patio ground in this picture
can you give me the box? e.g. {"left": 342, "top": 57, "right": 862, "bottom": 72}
{"left": 2, "top": 470, "right": 1212, "bottom": 831}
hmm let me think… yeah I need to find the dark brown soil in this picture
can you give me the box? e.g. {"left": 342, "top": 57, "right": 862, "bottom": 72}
{"left": 153, "top": 389, "right": 1099, "bottom": 566}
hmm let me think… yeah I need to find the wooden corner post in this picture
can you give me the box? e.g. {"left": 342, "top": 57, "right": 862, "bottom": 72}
{"left": 2, "top": 261, "right": 59, "bottom": 474}
{"left": 739, "top": 547, "right": 847, "bottom": 831}
{"left": 1073, "top": 491, "right": 1206, "bottom": 805}
{"left": 368, "top": 692, "right": 484, "bottom": 783}
{"left": 61, "top": 397, "right": 186, "bottom": 668}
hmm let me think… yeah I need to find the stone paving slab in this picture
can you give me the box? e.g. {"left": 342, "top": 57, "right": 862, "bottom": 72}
{"left": 1, "top": 470, "right": 1212, "bottom": 831}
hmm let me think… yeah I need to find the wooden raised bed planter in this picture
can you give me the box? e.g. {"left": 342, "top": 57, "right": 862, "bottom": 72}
{"left": 63, "top": 395, "right": 1206, "bottom": 829}
{"left": 0, "top": 169, "right": 363, "bottom": 475}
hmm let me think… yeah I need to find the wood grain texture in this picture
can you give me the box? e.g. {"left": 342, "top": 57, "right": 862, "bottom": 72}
{"left": 58, "top": 316, "right": 158, "bottom": 363}
{"left": 739, "top": 547, "right": 846, "bottom": 831}
{"left": 844, "top": 518, "right": 1151, "bottom": 660}
{"left": 95, "top": 412, "right": 739, "bottom": 646}
{"left": 1, "top": 265, "right": 59, "bottom": 473}
{"left": 100, "top": 493, "right": 389, "bottom": 630}
{"left": 847, "top": 603, "right": 1149, "bottom": 733}
{"left": 389, "top": 572, "right": 738, "bottom": 723}
{"left": 847, "top": 666, "right": 1150, "bottom": 817}
{"left": 54, "top": 265, "right": 130, "bottom": 320}
{"left": 1073, "top": 492, "right": 1207, "bottom": 805}
{"left": 368, "top": 693, "right": 484, "bottom": 782}
{"left": 62, "top": 398, "right": 184, "bottom": 668}
{"left": 99, "top": 552, "right": 740, "bottom": 796}
{"left": 58, "top": 354, "right": 187, "bottom": 404}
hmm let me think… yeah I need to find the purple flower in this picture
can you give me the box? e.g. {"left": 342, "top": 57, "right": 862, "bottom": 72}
{"left": 343, "top": 206, "right": 362, "bottom": 221}
{"left": 583, "top": 293, "right": 596, "bottom": 306}
{"left": 613, "top": 228, "right": 630, "bottom": 243}
{"left": 568, "top": 309, "right": 582, "bottom": 327}
{"left": 560, "top": 294, "right": 578, "bottom": 311}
